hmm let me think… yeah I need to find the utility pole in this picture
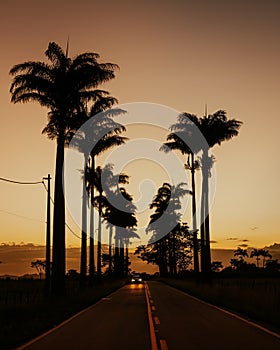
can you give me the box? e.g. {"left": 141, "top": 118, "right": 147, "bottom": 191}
{"left": 43, "top": 174, "right": 51, "bottom": 293}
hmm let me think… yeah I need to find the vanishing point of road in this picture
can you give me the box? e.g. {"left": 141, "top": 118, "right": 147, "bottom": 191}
{"left": 17, "top": 281, "right": 280, "bottom": 350}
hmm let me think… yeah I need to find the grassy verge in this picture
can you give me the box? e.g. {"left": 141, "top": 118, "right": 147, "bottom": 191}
{"left": 159, "top": 276, "right": 280, "bottom": 332}
{"left": 0, "top": 278, "right": 126, "bottom": 350}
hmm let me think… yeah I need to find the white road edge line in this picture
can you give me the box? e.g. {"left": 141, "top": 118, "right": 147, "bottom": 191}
{"left": 165, "top": 283, "right": 280, "bottom": 340}
{"left": 16, "top": 286, "right": 125, "bottom": 350}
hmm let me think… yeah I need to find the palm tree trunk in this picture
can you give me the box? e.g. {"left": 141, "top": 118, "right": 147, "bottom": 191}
{"left": 89, "top": 156, "right": 95, "bottom": 282}
{"left": 97, "top": 199, "right": 102, "bottom": 279}
{"left": 120, "top": 234, "right": 124, "bottom": 277}
{"left": 114, "top": 228, "right": 119, "bottom": 276}
{"left": 200, "top": 181, "right": 206, "bottom": 274}
{"left": 204, "top": 152, "right": 212, "bottom": 275}
{"left": 190, "top": 152, "right": 199, "bottom": 273}
{"left": 125, "top": 240, "right": 129, "bottom": 277}
{"left": 52, "top": 137, "right": 66, "bottom": 295}
{"left": 108, "top": 225, "right": 113, "bottom": 276}
{"left": 172, "top": 232, "right": 177, "bottom": 275}
{"left": 80, "top": 157, "right": 87, "bottom": 285}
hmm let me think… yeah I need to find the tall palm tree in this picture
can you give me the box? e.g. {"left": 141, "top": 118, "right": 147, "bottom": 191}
{"left": 166, "top": 111, "right": 242, "bottom": 275}
{"left": 92, "top": 166, "right": 130, "bottom": 279}
{"left": 198, "top": 111, "right": 242, "bottom": 274}
{"left": 104, "top": 186, "right": 137, "bottom": 277}
{"left": 9, "top": 42, "right": 118, "bottom": 294}
{"left": 161, "top": 113, "right": 200, "bottom": 273}
{"left": 73, "top": 102, "right": 127, "bottom": 283}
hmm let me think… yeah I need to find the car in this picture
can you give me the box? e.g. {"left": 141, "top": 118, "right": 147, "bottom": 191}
{"left": 130, "top": 273, "right": 143, "bottom": 284}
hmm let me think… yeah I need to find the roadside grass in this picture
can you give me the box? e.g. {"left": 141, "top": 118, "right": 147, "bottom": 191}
{"left": 0, "top": 278, "right": 126, "bottom": 350}
{"left": 159, "top": 275, "right": 280, "bottom": 332}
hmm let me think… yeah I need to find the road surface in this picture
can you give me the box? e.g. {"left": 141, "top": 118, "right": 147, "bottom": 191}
{"left": 18, "top": 281, "right": 280, "bottom": 350}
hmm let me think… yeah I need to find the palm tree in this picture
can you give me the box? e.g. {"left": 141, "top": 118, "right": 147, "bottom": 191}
{"left": 198, "top": 111, "right": 242, "bottom": 274}
{"left": 92, "top": 166, "right": 130, "bottom": 279}
{"left": 161, "top": 113, "right": 200, "bottom": 273}
{"left": 104, "top": 186, "right": 137, "bottom": 277}
{"left": 259, "top": 249, "right": 272, "bottom": 268}
{"left": 250, "top": 248, "right": 261, "bottom": 268}
{"left": 147, "top": 182, "right": 189, "bottom": 276}
{"left": 167, "top": 111, "right": 242, "bottom": 275}
{"left": 73, "top": 103, "right": 127, "bottom": 283}
{"left": 9, "top": 42, "right": 118, "bottom": 294}
{"left": 234, "top": 247, "right": 248, "bottom": 261}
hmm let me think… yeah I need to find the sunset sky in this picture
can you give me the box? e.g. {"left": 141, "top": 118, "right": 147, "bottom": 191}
{"left": 0, "top": 0, "right": 280, "bottom": 266}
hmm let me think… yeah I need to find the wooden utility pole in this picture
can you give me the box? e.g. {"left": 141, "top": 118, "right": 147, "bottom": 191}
{"left": 43, "top": 174, "right": 51, "bottom": 292}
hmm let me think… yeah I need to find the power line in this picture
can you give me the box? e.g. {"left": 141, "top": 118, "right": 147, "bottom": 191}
{"left": 1, "top": 175, "right": 84, "bottom": 241}
{"left": 0, "top": 209, "right": 45, "bottom": 223}
{"left": 42, "top": 180, "right": 83, "bottom": 240}
{"left": 0, "top": 177, "right": 43, "bottom": 185}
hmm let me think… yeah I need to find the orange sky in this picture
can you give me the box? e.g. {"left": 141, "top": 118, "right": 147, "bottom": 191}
{"left": 0, "top": 0, "right": 280, "bottom": 255}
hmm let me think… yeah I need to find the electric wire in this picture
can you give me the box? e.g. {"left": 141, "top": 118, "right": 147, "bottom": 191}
{"left": 1, "top": 175, "right": 83, "bottom": 241}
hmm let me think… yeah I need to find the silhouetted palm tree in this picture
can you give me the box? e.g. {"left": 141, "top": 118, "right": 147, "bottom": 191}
{"left": 73, "top": 104, "right": 127, "bottom": 283}
{"left": 104, "top": 186, "right": 137, "bottom": 276}
{"left": 250, "top": 248, "right": 262, "bottom": 268}
{"left": 234, "top": 247, "right": 248, "bottom": 261}
{"left": 147, "top": 182, "right": 189, "bottom": 276}
{"left": 92, "top": 165, "right": 130, "bottom": 278}
{"left": 166, "top": 111, "right": 242, "bottom": 275}
{"left": 197, "top": 111, "right": 242, "bottom": 274}
{"left": 10, "top": 42, "right": 119, "bottom": 294}
{"left": 161, "top": 113, "right": 200, "bottom": 273}
{"left": 259, "top": 249, "right": 272, "bottom": 268}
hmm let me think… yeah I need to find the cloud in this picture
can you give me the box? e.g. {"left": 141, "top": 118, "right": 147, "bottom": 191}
{"left": 210, "top": 240, "right": 218, "bottom": 244}
{"left": 239, "top": 244, "right": 248, "bottom": 247}
{"left": 226, "top": 238, "right": 238, "bottom": 241}
{"left": 240, "top": 239, "right": 249, "bottom": 242}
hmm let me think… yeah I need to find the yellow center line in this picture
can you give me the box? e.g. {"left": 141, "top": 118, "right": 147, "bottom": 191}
{"left": 145, "top": 282, "right": 159, "bottom": 350}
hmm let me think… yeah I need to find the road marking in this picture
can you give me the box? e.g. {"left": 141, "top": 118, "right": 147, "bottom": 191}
{"left": 167, "top": 283, "right": 280, "bottom": 340}
{"left": 160, "top": 339, "right": 168, "bottom": 350}
{"left": 154, "top": 316, "right": 160, "bottom": 325}
{"left": 145, "top": 282, "right": 159, "bottom": 350}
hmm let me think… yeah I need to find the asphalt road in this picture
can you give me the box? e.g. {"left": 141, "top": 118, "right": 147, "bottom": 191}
{"left": 18, "top": 281, "right": 280, "bottom": 350}
{"left": 147, "top": 281, "right": 280, "bottom": 350}
{"left": 18, "top": 283, "right": 150, "bottom": 350}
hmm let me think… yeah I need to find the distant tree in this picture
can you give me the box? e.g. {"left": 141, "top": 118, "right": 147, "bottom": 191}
{"left": 265, "top": 259, "right": 280, "bottom": 271}
{"left": 31, "top": 260, "right": 46, "bottom": 279}
{"left": 136, "top": 222, "right": 193, "bottom": 275}
{"left": 144, "top": 182, "right": 190, "bottom": 276}
{"left": 259, "top": 249, "right": 272, "bottom": 268}
{"left": 250, "top": 248, "right": 261, "bottom": 268}
{"left": 67, "top": 269, "right": 79, "bottom": 278}
{"left": 234, "top": 247, "right": 248, "bottom": 262}
{"left": 211, "top": 261, "right": 223, "bottom": 272}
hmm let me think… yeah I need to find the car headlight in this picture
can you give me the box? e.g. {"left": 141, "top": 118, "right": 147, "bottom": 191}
{"left": 138, "top": 278, "right": 142, "bottom": 282}
{"left": 131, "top": 278, "right": 135, "bottom": 282}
